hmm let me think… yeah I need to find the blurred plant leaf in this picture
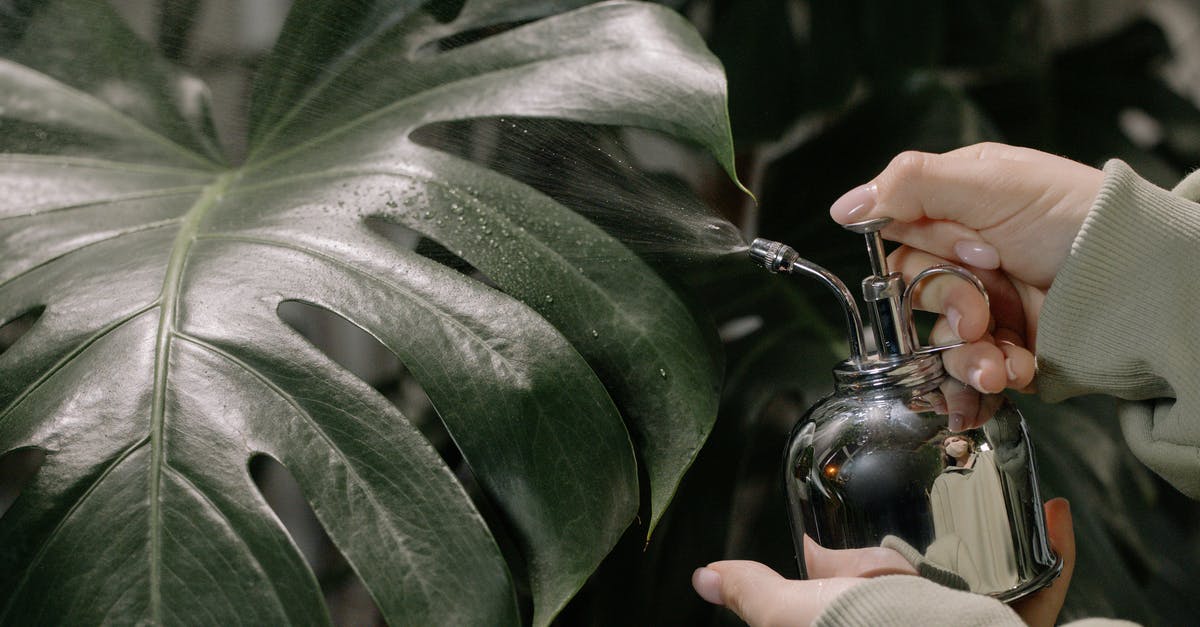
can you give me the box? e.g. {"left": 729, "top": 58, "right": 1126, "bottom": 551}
{"left": 0, "top": 0, "right": 746, "bottom": 624}
{"left": 157, "top": 0, "right": 202, "bottom": 62}
{"left": 1049, "top": 19, "right": 1188, "bottom": 185}
{"left": 1017, "top": 394, "right": 1200, "bottom": 625}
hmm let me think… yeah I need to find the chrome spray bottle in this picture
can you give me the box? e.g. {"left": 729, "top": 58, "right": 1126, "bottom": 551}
{"left": 750, "top": 218, "right": 1060, "bottom": 602}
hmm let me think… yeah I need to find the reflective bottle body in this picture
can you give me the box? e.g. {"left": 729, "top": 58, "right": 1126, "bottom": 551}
{"left": 784, "top": 370, "right": 1061, "bottom": 602}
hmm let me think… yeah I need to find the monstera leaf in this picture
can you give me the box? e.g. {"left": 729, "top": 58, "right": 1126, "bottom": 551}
{"left": 0, "top": 0, "right": 741, "bottom": 624}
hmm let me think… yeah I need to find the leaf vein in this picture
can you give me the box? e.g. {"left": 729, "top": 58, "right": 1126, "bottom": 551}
{"left": 0, "top": 303, "right": 160, "bottom": 422}
{"left": 0, "top": 154, "right": 213, "bottom": 176}
{"left": 171, "top": 332, "right": 434, "bottom": 603}
{"left": 159, "top": 464, "right": 293, "bottom": 622}
{"left": 0, "top": 436, "right": 151, "bottom": 622}
{"left": 192, "top": 232, "right": 526, "bottom": 378}
{"left": 243, "top": 46, "right": 687, "bottom": 172}
{"left": 0, "top": 60, "right": 221, "bottom": 169}
{"left": 0, "top": 186, "right": 205, "bottom": 223}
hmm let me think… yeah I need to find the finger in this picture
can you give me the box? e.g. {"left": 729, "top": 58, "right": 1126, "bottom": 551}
{"left": 1013, "top": 499, "right": 1075, "bottom": 627}
{"left": 943, "top": 142, "right": 1052, "bottom": 162}
{"left": 930, "top": 321, "right": 1031, "bottom": 396}
{"left": 880, "top": 219, "right": 992, "bottom": 270}
{"left": 889, "top": 247, "right": 991, "bottom": 342}
{"left": 830, "top": 149, "right": 1101, "bottom": 287}
{"left": 940, "top": 377, "right": 981, "bottom": 432}
{"left": 829, "top": 150, "right": 1046, "bottom": 229}
{"left": 994, "top": 328, "right": 1036, "bottom": 391}
{"left": 932, "top": 322, "right": 1008, "bottom": 394}
{"left": 694, "top": 561, "right": 862, "bottom": 627}
{"left": 803, "top": 535, "right": 916, "bottom": 579}
{"left": 889, "top": 245, "right": 1030, "bottom": 342}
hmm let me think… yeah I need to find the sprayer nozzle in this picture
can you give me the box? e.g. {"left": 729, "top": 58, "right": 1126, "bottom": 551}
{"left": 749, "top": 238, "right": 797, "bottom": 273}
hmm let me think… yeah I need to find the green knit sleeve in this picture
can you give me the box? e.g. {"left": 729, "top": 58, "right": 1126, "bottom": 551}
{"left": 812, "top": 575, "right": 1139, "bottom": 627}
{"left": 812, "top": 576, "right": 1022, "bottom": 626}
{"left": 1037, "top": 159, "right": 1200, "bottom": 499}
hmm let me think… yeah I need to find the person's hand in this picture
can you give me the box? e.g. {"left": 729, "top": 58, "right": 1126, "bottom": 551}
{"left": 692, "top": 498, "right": 1075, "bottom": 627}
{"left": 828, "top": 143, "right": 1103, "bottom": 408}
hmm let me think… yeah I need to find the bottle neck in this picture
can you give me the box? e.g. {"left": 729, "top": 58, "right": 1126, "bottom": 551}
{"left": 832, "top": 353, "right": 945, "bottom": 394}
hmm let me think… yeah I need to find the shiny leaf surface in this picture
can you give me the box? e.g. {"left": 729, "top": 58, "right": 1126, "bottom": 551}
{"left": 0, "top": 1, "right": 739, "bottom": 624}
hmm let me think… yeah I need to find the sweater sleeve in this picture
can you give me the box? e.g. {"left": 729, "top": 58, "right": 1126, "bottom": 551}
{"left": 1037, "top": 159, "right": 1200, "bottom": 499}
{"left": 812, "top": 575, "right": 1138, "bottom": 627}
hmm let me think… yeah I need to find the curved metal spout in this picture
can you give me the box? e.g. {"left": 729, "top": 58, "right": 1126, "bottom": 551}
{"left": 749, "top": 238, "right": 868, "bottom": 364}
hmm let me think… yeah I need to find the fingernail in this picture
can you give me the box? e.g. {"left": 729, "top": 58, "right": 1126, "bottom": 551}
{"left": 692, "top": 567, "right": 723, "bottom": 605}
{"left": 945, "top": 307, "right": 963, "bottom": 340}
{"left": 949, "top": 413, "right": 965, "bottom": 432}
{"left": 830, "top": 184, "right": 877, "bottom": 223}
{"left": 968, "top": 367, "right": 985, "bottom": 392}
{"left": 1005, "top": 358, "right": 1018, "bottom": 381}
{"left": 953, "top": 240, "right": 1000, "bottom": 270}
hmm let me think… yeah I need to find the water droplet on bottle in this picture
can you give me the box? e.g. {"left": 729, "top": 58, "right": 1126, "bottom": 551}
{"left": 451, "top": 202, "right": 462, "bottom": 214}
{"left": 658, "top": 368, "right": 668, "bottom": 379}
{"left": 544, "top": 294, "right": 554, "bottom": 304}
{"left": 591, "top": 329, "right": 599, "bottom": 339}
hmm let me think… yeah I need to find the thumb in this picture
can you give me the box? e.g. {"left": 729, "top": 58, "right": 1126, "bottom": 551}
{"left": 693, "top": 560, "right": 861, "bottom": 627}
{"left": 1012, "top": 498, "right": 1075, "bottom": 627}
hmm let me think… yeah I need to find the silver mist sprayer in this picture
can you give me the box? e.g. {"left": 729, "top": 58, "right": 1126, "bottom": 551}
{"left": 751, "top": 218, "right": 1061, "bottom": 603}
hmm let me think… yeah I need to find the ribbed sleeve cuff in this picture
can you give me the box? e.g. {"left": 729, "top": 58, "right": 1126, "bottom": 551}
{"left": 812, "top": 576, "right": 1022, "bottom": 627}
{"left": 1037, "top": 159, "right": 1200, "bottom": 402}
{"left": 880, "top": 535, "right": 969, "bottom": 590}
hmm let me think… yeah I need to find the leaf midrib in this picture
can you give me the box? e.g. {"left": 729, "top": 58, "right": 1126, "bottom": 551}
{"left": 147, "top": 170, "right": 235, "bottom": 621}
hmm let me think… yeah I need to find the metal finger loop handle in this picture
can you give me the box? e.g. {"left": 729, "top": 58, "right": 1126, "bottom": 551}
{"left": 902, "top": 264, "right": 990, "bottom": 356}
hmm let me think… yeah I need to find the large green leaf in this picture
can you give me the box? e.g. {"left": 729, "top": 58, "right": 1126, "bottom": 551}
{"left": 0, "top": 0, "right": 742, "bottom": 624}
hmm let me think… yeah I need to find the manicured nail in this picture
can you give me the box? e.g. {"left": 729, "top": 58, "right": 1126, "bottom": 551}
{"left": 945, "top": 307, "right": 963, "bottom": 340}
{"left": 949, "top": 413, "right": 965, "bottom": 432}
{"left": 968, "top": 367, "right": 985, "bottom": 392}
{"left": 830, "top": 184, "right": 877, "bottom": 223}
{"left": 1005, "top": 358, "right": 1018, "bottom": 382}
{"left": 692, "top": 567, "right": 723, "bottom": 605}
{"left": 953, "top": 240, "right": 1000, "bottom": 270}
